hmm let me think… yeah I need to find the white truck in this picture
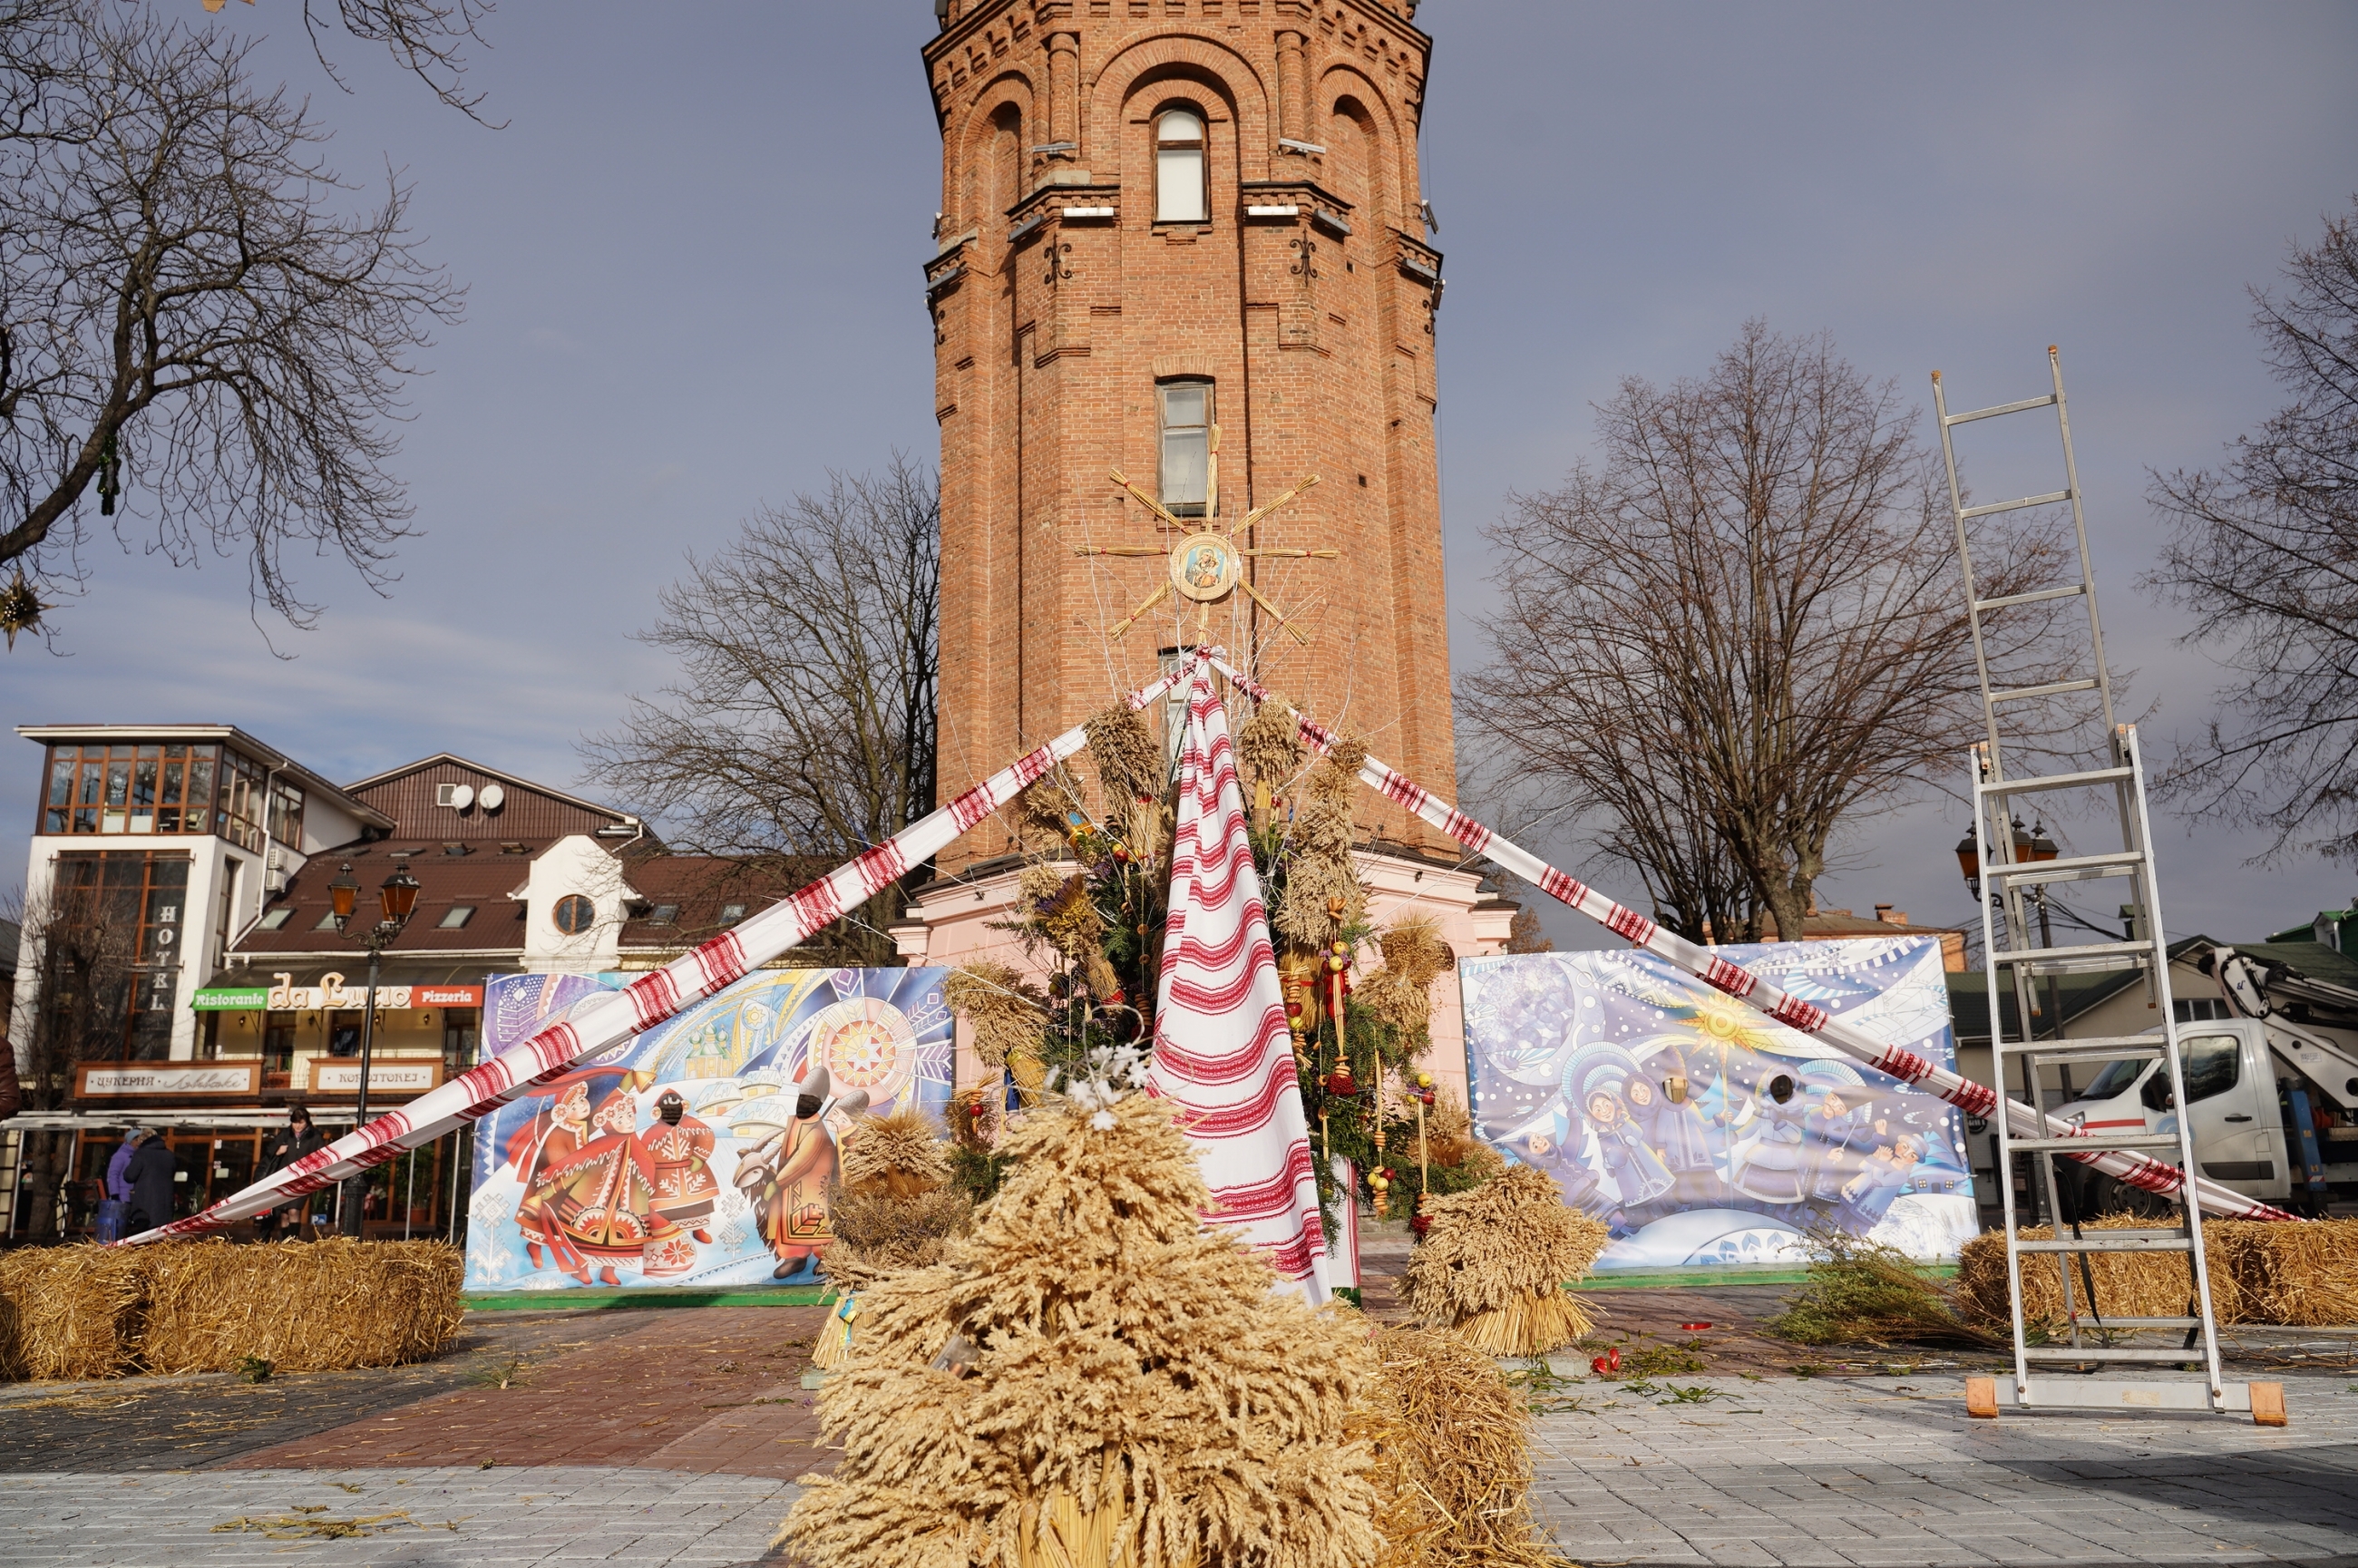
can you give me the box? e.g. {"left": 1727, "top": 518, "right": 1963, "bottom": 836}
{"left": 2051, "top": 944, "right": 2358, "bottom": 1214}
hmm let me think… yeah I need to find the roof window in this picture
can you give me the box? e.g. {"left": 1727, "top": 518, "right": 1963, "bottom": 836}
{"left": 439, "top": 905, "right": 475, "bottom": 929}
{"left": 257, "top": 907, "right": 293, "bottom": 930}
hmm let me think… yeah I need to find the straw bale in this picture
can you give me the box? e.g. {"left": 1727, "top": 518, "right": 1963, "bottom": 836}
{"left": 138, "top": 1238, "right": 463, "bottom": 1375}
{"left": 0, "top": 1242, "right": 149, "bottom": 1380}
{"left": 778, "top": 1091, "right": 1379, "bottom": 1568}
{"left": 1086, "top": 705, "right": 1166, "bottom": 807}
{"left": 1959, "top": 1214, "right": 2358, "bottom": 1328}
{"left": 1349, "top": 1326, "right": 1560, "bottom": 1568}
{"left": 840, "top": 1108, "right": 952, "bottom": 1199}
{"left": 1403, "top": 1166, "right": 1608, "bottom": 1357}
{"left": 947, "top": 963, "right": 1047, "bottom": 1071}
{"left": 1236, "top": 698, "right": 1306, "bottom": 799}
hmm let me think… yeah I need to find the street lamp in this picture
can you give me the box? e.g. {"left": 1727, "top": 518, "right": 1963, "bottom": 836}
{"left": 330, "top": 853, "right": 420, "bottom": 1237}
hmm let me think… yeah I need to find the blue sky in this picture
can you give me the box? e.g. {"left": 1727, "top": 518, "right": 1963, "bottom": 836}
{"left": 6, "top": 2, "right": 2355, "bottom": 953}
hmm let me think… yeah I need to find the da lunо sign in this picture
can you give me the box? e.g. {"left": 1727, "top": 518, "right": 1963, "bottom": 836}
{"left": 1461, "top": 936, "right": 1976, "bottom": 1272}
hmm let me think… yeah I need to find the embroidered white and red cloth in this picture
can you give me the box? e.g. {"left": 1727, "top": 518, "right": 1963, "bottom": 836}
{"left": 1151, "top": 667, "right": 1333, "bottom": 1301}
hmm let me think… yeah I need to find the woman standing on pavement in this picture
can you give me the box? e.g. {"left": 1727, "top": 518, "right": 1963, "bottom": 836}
{"left": 256, "top": 1105, "right": 329, "bottom": 1242}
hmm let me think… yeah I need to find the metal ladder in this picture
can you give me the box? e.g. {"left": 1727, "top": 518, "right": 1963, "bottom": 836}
{"left": 1934, "top": 346, "right": 2235, "bottom": 1417}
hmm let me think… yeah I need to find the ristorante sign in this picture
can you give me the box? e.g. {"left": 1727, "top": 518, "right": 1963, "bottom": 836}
{"left": 190, "top": 975, "right": 484, "bottom": 1011}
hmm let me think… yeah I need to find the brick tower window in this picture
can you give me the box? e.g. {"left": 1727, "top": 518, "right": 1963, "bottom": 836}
{"left": 1155, "top": 109, "right": 1207, "bottom": 224}
{"left": 1158, "top": 379, "right": 1213, "bottom": 515}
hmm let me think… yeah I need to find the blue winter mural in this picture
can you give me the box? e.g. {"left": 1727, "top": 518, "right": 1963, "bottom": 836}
{"left": 463, "top": 967, "right": 954, "bottom": 1291}
{"left": 1460, "top": 937, "right": 1976, "bottom": 1272}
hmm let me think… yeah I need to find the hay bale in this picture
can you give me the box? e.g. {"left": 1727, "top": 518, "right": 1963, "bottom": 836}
{"left": 1350, "top": 1326, "right": 1560, "bottom": 1568}
{"left": 1957, "top": 1214, "right": 2358, "bottom": 1328}
{"left": 1402, "top": 1165, "right": 1609, "bottom": 1356}
{"left": 0, "top": 1243, "right": 149, "bottom": 1380}
{"left": 138, "top": 1238, "right": 463, "bottom": 1375}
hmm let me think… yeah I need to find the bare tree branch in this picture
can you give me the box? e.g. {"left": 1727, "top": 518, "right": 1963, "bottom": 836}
{"left": 2141, "top": 196, "right": 2358, "bottom": 863}
{"left": 1461, "top": 321, "right": 2069, "bottom": 941}
{"left": 0, "top": 3, "right": 463, "bottom": 629}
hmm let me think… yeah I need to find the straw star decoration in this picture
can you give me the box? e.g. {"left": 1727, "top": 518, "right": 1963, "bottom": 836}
{"left": 1079, "top": 426, "right": 1336, "bottom": 644}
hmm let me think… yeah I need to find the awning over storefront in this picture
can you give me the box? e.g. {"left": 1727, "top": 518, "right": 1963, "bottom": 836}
{"left": 192, "top": 960, "right": 490, "bottom": 1010}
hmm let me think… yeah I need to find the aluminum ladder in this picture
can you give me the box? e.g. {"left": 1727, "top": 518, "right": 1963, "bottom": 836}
{"left": 1934, "top": 346, "right": 2238, "bottom": 1417}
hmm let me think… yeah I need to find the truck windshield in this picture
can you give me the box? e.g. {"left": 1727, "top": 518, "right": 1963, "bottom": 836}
{"left": 2081, "top": 1056, "right": 2154, "bottom": 1101}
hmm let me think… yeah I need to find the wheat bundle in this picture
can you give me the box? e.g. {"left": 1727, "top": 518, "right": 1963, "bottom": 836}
{"left": 825, "top": 1186, "right": 976, "bottom": 1278}
{"left": 1276, "top": 738, "right": 1369, "bottom": 952}
{"left": 1086, "top": 705, "right": 1166, "bottom": 808}
{"left": 137, "top": 1238, "right": 463, "bottom": 1375}
{"left": 948, "top": 963, "right": 1048, "bottom": 1074}
{"left": 1350, "top": 1326, "right": 1559, "bottom": 1568}
{"left": 0, "top": 1242, "right": 149, "bottom": 1380}
{"left": 841, "top": 1108, "right": 953, "bottom": 1199}
{"left": 1959, "top": 1215, "right": 2358, "bottom": 1328}
{"left": 1402, "top": 1166, "right": 1608, "bottom": 1356}
{"left": 778, "top": 1089, "right": 1379, "bottom": 1568}
{"left": 1017, "top": 777, "right": 1084, "bottom": 854}
{"left": 1235, "top": 699, "right": 1306, "bottom": 801}
{"left": 1358, "top": 917, "right": 1456, "bottom": 1038}
{"left": 1420, "top": 1091, "right": 1504, "bottom": 1182}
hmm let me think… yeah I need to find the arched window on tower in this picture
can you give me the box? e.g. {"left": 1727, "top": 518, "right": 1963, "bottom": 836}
{"left": 1155, "top": 109, "right": 1207, "bottom": 224}
{"left": 1158, "top": 379, "right": 1213, "bottom": 517}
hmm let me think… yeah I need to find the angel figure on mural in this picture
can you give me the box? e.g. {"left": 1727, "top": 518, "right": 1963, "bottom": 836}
{"left": 735, "top": 1066, "right": 872, "bottom": 1281}
{"left": 637, "top": 1087, "right": 721, "bottom": 1243}
{"left": 1729, "top": 1071, "right": 1810, "bottom": 1205}
{"left": 1585, "top": 1086, "right": 1674, "bottom": 1212}
{"left": 1633, "top": 1067, "right": 1720, "bottom": 1206}
{"left": 1837, "top": 1134, "right": 1924, "bottom": 1231}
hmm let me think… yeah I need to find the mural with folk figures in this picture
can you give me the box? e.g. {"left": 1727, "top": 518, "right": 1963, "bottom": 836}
{"left": 1462, "top": 938, "right": 1975, "bottom": 1272}
{"left": 463, "top": 967, "right": 953, "bottom": 1290}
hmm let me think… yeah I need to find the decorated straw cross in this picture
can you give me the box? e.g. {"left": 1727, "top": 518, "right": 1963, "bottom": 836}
{"left": 1082, "top": 426, "right": 1335, "bottom": 643}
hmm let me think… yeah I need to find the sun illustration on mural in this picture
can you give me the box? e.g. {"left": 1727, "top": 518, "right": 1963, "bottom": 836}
{"left": 1076, "top": 424, "right": 1337, "bottom": 645}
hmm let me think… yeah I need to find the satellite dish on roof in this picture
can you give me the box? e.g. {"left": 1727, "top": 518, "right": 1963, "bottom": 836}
{"left": 449, "top": 784, "right": 475, "bottom": 810}
{"left": 479, "top": 784, "right": 505, "bottom": 812}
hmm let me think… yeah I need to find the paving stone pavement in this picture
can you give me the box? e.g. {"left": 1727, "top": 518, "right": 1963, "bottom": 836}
{"left": 1529, "top": 1371, "right": 2358, "bottom": 1567}
{"left": 0, "top": 1466, "right": 798, "bottom": 1567}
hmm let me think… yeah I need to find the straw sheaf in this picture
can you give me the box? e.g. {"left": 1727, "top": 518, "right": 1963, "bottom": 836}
{"left": 1015, "top": 778, "right": 1081, "bottom": 855}
{"left": 1402, "top": 1167, "right": 1609, "bottom": 1354}
{"left": 1957, "top": 1215, "right": 2358, "bottom": 1328}
{"left": 777, "top": 1093, "right": 1380, "bottom": 1568}
{"left": 1086, "top": 705, "right": 1166, "bottom": 808}
{"left": 0, "top": 1239, "right": 463, "bottom": 1380}
{"left": 1235, "top": 700, "right": 1306, "bottom": 797}
{"left": 1348, "top": 1326, "right": 1559, "bottom": 1568}
{"left": 1357, "top": 917, "right": 1453, "bottom": 1038}
{"left": 0, "top": 1243, "right": 147, "bottom": 1380}
{"left": 825, "top": 1184, "right": 975, "bottom": 1280}
{"left": 840, "top": 1108, "right": 953, "bottom": 1199}
{"left": 947, "top": 964, "right": 1048, "bottom": 1072}
{"left": 1420, "top": 1091, "right": 1501, "bottom": 1178}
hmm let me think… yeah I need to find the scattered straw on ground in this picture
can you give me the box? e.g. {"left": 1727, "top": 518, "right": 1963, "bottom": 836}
{"left": 1402, "top": 1166, "right": 1608, "bottom": 1356}
{"left": 1765, "top": 1232, "right": 1995, "bottom": 1349}
{"left": 1349, "top": 1325, "right": 1563, "bottom": 1568}
{"left": 1958, "top": 1214, "right": 2358, "bottom": 1328}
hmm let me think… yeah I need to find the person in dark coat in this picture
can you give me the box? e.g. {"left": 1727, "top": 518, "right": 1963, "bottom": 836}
{"left": 256, "top": 1105, "right": 329, "bottom": 1241}
{"left": 122, "top": 1128, "right": 180, "bottom": 1234}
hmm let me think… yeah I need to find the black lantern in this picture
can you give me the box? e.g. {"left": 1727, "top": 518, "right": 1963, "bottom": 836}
{"left": 328, "top": 862, "right": 360, "bottom": 926}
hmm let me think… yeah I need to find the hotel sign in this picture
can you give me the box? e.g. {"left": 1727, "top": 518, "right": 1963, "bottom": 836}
{"left": 77, "top": 1062, "right": 260, "bottom": 1098}
{"left": 306, "top": 1058, "right": 444, "bottom": 1096}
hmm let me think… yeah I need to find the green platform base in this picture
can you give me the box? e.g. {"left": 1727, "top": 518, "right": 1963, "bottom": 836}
{"left": 1570, "top": 1261, "right": 1957, "bottom": 1290}
{"left": 464, "top": 1285, "right": 834, "bottom": 1311}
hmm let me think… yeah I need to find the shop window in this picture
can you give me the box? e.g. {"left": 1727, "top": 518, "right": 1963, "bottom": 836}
{"left": 328, "top": 1009, "right": 364, "bottom": 1057}
{"left": 1158, "top": 380, "right": 1212, "bottom": 516}
{"left": 1155, "top": 108, "right": 1207, "bottom": 223}
{"left": 442, "top": 1007, "right": 481, "bottom": 1071}
{"left": 263, "top": 1012, "right": 297, "bottom": 1088}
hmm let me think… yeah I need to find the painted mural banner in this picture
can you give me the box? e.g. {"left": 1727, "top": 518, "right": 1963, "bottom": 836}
{"left": 463, "top": 967, "right": 953, "bottom": 1292}
{"left": 1462, "top": 936, "right": 1975, "bottom": 1273}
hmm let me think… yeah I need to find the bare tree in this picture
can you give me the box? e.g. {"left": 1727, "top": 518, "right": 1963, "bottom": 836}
{"left": 1462, "top": 322, "right": 2063, "bottom": 941}
{"left": 0, "top": 4, "right": 462, "bottom": 632}
{"left": 581, "top": 459, "right": 941, "bottom": 965}
{"left": 7, "top": 877, "right": 141, "bottom": 1237}
{"left": 2143, "top": 198, "right": 2358, "bottom": 862}
{"left": 294, "top": 0, "right": 500, "bottom": 122}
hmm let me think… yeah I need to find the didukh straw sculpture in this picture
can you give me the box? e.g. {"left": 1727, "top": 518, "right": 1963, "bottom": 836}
{"left": 1401, "top": 1165, "right": 1610, "bottom": 1356}
{"left": 817, "top": 1109, "right": 972, "bottom": 1369}
{"left": 777, "top": 1087, "right": 1379, "bottom": 1568}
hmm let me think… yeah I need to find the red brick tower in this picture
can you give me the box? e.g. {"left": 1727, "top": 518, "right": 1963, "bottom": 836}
{"left": 922, "top": 0, "right": 1454, "bottom": 863}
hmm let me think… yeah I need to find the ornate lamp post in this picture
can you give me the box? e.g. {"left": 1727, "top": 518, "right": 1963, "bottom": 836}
{"left": 329, "top": 854, "right": 421, "bottom": 1237}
